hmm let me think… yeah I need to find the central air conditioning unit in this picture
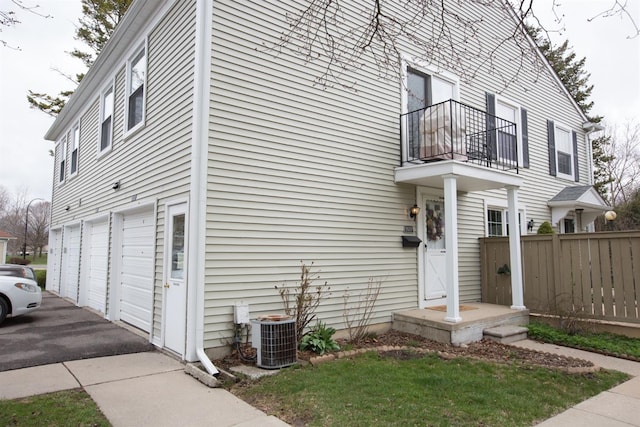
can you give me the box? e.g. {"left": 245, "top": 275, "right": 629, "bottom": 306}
{"left": 251, "top": 317, "right": 297, "bottom": 369}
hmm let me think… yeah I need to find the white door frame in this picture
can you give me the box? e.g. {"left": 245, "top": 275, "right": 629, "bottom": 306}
{"left": 161, "top": 201, "right": 189, "bottom": 357}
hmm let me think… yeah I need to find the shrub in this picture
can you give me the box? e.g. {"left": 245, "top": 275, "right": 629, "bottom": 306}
{"left": 7, "top": 257, "right": 30, "bottom": 265}
{"left": 537, "top": 221, "right": 555, "bottom": 234}
{"left": 35, "top": 269, "right": 46, "bottom": 289}
{"left": 299, "top": 322, "right": 340, "bottom": 355}
{"left": 276, "top": 261, "right": 330, "bottom": 343}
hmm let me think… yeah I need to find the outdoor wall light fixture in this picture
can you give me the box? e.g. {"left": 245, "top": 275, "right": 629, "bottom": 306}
{"left": 527, "top": 219, "right": 534, "bottom": 232}
{"left": 409, "top": 204, "right": 420, "bottom": 219}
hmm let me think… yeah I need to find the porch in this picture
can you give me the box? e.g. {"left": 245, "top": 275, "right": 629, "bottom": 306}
{"left": 393, "top": 303, "right": 529, "bottom": 346}
{"left": 395, "top": 100, "right": 526, "bottom": 326}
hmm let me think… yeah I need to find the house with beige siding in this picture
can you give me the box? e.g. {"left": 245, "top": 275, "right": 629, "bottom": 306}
{"left": 45, "top": 0, "right": 607, "bottom": 371}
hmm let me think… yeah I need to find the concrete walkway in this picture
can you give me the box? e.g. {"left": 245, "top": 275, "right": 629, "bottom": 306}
{"left": 0, "top": 352, "right": 289, "bottom": 427}
{"left": 512, "top": 340, "right": 640, "bottom": 426}
{"left": 1, "top": 340, "right": 639, "bottom": 426}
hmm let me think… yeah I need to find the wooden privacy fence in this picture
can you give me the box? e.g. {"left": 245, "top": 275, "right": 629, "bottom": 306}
{"left": 480, "top": 232, "right": 640, "bottom": 324}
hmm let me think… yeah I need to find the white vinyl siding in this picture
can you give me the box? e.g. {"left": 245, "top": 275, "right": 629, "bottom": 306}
{"left": 205, "top": 0, "right": 418, "bottom": 351}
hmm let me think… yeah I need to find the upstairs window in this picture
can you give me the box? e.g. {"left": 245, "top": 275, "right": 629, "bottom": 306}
{"left": 486, "top": 93, "right": 529, "bottom": 168}
{"left": 58, "top": 138, "right": 67, "bottom": 184}
{"left": 547, "top": 120, "right": 579, "bottom": 181}
{"left": 100, "top": 86, "right": 114, "bottom": 152}
{"left": 126, "top": 47, "right": 146, "bottom": 132}
{"left": 70, "top": 124, "right": 79, "bottom": 176}
{"left": 406, "top": 68, "right": 456, "bottom": 112}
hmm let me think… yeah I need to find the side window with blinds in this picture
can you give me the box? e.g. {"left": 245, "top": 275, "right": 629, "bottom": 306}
{"left": 547, "top": 120, "right": 578, "bottom": 181}
{"left": 485, "top": 92, "right": 529, "bottom": 168}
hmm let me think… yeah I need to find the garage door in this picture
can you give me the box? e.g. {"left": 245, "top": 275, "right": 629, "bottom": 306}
{"left": 61, "top": 224, "right": 81, "bottom": 302}
{"left": 47, "top": 229, "right": 63, "bottom": 293}
{"left": 119, "top": 209, "right": 154, "bottom": 333}
{"left": 85, "top": 220, "right": 109, "bottom": 313}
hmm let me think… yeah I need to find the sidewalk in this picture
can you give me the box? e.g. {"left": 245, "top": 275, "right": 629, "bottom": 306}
{"left": 1, "top": 341, "right": 639, "bottom": 426}
{"left": 0, "top": 352, "right": 289, "bottom": 427}
{"left": 512, "top": 339, "right": 640, "bottom": 426}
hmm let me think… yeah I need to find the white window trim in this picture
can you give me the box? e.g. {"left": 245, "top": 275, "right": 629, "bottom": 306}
{"left": 494, "top": 95, "right": 523, "bottom": 166}
{"left": 124, "top": 41, "right": 148, "bottom": 137}
{"left": 69, "top": 123, "right": 80, "bottom": 178}
{"left": 483, "top": 198, "right": 527, "bottom": 236}
{"left": 57, "top": 137, "right": 67, "bottom": 185}
{"left": 554, "top": 121, "right": 574, "bottom": 181}
{"left": 98, "top": 82, "right": 115, "bottom": 158}
{"left": 400, "top": 55, "right": 460, "bottom": 114}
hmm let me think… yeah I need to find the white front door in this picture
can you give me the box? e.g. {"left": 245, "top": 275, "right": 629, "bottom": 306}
{"left": 163, "top": 203, "right": 187, "bottom": 356}
{"left": 422, "top": 195, "right": 447, "bottom": 302}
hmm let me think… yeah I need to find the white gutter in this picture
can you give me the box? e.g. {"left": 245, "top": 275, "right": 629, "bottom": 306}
{"left": 189, "top": 0, "right": 218, "bottom": 375}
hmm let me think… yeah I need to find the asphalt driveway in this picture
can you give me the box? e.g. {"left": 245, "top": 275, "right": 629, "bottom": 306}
{"left": 0, "top": 292, "right": 154, "bottom": 372}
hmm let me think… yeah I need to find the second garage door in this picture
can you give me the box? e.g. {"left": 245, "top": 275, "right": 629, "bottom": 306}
{"left": 119, "top": 209, "right": 155, "bottom": 333}
{"left": 83, "top": 219, "right": 109, "bottom": 314}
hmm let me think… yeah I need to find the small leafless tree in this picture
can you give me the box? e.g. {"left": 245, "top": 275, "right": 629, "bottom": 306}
{"left": 602, "top": 120, "right": 640, "bottom": 207}
{"left": 343, "top": 276, "right": 383, "bottom": 343}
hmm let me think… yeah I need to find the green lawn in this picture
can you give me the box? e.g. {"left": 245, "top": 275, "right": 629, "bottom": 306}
{"left": 232, "top": 351, "right": 628, "bottom": 426}
{"left": 0, "top": 390, "right": 110, "bottom": 427}
{"left": 527, "top": 322, "right": 640, "bottom": 361}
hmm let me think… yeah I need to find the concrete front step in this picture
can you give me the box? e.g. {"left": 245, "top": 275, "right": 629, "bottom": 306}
{"left": 483, "top": 325, "right": 528, "bottom": 344}
{"left": 392, "top": 303, "right": 529, "bottom": 346}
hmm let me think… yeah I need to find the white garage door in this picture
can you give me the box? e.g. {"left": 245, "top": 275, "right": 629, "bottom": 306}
{"left": 47, "top": 229, "right": 63, "bottom": 293}
{"left": 119, "top": 209, "right": 154, "bottom": 333}
{"left": 85, "top": 220, "right": 109, "bottom": 313}
{"left": 62, "top": 225, "right": 81, "bottom": 302}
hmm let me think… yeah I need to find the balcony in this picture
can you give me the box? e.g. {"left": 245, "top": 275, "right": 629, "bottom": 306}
{"left": 396, "top": 100, "right": 522, "bottom": 192}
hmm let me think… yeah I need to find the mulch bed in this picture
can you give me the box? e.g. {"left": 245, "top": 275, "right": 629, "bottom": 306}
{"left": 216, "top": 329, "right": 595, "bottom": 374}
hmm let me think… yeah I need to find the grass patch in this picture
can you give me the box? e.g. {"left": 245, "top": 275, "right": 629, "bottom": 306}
{"left": 0, "top": 389, "right": 110, "bottom": 427}
{"left": 528, "top": 322, "right": 640, "bottom": 361}
{"left": 232, "top": 351, "right": 628, "bottom": 426}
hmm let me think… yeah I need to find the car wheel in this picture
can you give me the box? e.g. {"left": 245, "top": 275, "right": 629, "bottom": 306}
{"left": 0, "top": 297, "right": 8, "bottom": 324}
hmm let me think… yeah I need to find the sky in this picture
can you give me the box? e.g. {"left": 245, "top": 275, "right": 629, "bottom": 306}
{"left": 0, "top": 0, "right": 638, "bottom": 203}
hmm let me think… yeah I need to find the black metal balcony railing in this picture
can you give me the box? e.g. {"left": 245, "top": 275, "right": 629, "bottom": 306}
{"left": 400, "top": 100, "right": 519, "bottom": 173}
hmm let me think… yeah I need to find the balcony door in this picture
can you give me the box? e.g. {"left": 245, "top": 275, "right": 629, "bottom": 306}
{"left": 420, "top": 193, "right": 447, "bottom": 302}
{"left": 406, "top": 68, "right": 457, "bottom": 160}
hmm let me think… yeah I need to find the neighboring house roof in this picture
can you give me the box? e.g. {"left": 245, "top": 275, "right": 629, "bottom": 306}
{"left": 548, "top": 185, "right": 609, "bottom": 225}
{"left": 0, "top": 230, "right": 17, "bottom": 240}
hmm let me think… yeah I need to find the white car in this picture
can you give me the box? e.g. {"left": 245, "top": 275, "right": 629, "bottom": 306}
{"left": 0, "top": 274, "right": 42, "bottom": 324}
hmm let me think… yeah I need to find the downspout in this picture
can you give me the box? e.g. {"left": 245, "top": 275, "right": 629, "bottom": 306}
{"left": 189, "top": 0, "right": 218, "bottom": 375}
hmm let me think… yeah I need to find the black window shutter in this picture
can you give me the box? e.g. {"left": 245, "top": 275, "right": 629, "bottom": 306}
{"left": 547, "top": 120, "right": 557, "bottom": 176}
{"left": 485, "top": 93, "right": 497, "bottom": 160}
{"left": 521, "top": 108, "right": 529, "bottom": 168}
{"left": 572, "top": 131, "right": 579, "bottom": 182}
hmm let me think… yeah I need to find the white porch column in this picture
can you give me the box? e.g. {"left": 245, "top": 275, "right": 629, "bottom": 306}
{"left": 443, "top": 174, "right": 461, "bottom": 322}
{"left": 506, "top": 185, "right": 526, "bottom": 310}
